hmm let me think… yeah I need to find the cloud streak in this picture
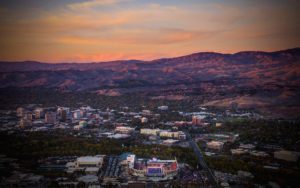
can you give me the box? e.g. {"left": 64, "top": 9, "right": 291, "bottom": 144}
{"left": 67, "top": 0, "right": 132, "bottom": 10}
{"left": 0, "top": 0, "right": 299, "bottom": 62}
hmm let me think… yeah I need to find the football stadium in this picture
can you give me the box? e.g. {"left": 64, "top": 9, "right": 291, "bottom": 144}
{"left": 131, "top": 157, "right": 178, "bottom": 179}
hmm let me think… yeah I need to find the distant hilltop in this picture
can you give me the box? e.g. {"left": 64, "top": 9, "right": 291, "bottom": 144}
{"left": 0, "top": 48, "right": 299, "bottom": 72}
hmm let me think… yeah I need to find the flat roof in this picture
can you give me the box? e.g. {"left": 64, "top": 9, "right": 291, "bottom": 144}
{"left": 85, "top": 167, "right": 100, "bottom": 172}
{"left": 77, "top": 175, "right": 98, "bottom": 183}
{"left": 77, "top": 156, "right": 103, "bottom": 163}
{"left": 108, "top": 133, "right": 130, "bottom": 139}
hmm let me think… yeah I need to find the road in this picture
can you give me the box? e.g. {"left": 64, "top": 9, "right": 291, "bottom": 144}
{"left": 186, "top": 132, "right": 219, "bottom": 188}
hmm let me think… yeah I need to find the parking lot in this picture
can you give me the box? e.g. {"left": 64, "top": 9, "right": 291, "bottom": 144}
{"left": 99, "top": 156, "right": 121, "bottom": 178}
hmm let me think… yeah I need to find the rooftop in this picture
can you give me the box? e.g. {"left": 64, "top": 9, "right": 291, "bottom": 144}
{"left": 77, "top": 156, "right": 104, "bottom": 163}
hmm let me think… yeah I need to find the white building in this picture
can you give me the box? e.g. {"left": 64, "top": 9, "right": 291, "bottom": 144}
{"left": 159, "top": 131, "right": 186, "bottom": 140}
{"left": 76, "top": 156, "right": 104, "bottom": 168}
{"left": 134, "top": 115, "right": 142, "bottom": 119}
{"left": 159, "top": 130, "right": 174, "bottom": 138}
{"left": 215, "top": 122, "right": 222, "bottom": 127}
{"left": 74, "top": 125, "right": 83, "bottom": 130}
{"left": 142, "top": 110, "right": 151, "bottom": 116}
{"left": 66, "top": 155, "right": 105, "bottom": 174}
{"left": 115, "top": 126, "right": 135, "bottom": 134}
{"left": 140, "top": 129, "right": 186, "bottom": 140}
{"left": 174, "top": 131, "right": 186, "bottom": 140}
{"left": 158, "top": 106, "right": 168, "bottom": 111}
{"left": 107, "top": 133, "right": 130, "bottom": 139}
{"left": 207, "top": 141, "right": 224, "bottom": 150}
{"left": 140, "top": 128, "right": 160, "bottom": 136}
{"left": 141, "top": 117, "right": 148, "bottom": 123}
{"left": 125, "top": 154, "right": 136, "bottom": 168}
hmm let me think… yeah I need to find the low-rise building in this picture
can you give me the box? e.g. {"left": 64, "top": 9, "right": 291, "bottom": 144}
{"left": 73, "top": 121, "right": 87, "bottom": 130}
{"left": 107, "top": 133, "right": 130, "bottom": 139}
{"left": 159, "top": 131, "right": 186, "bottom": 140}
{"left": 77, "top": 175, "right": 99, "bottom": 184}
{"left": 274, "top": 150, "right": 300, "bottom": 162}
{"left": 175, "top": 131, "right": 186, "bottom": 140}
{"left": 250, "top": 150, "right": 269, "bottom": 157}
{"left": 140, "top": 128, "right": 160, "bottom": 136}
{"left": 237, "top": 170, "right": 254, "bottom": 179}
{"left": 231, "top": 148, "right": 249, "bottom": 155}
{"left": 140, "top": 129, "right": 186, "bottom": 140}
{"left": 115, "top": 126, "right": 135, "bottom": 134}
{"left": 215, "top": 122, "right": 222, "bottom": 127}
{"left": 239, "top": 144, "right": 255, "bottom": 150}
{"left": 66, "top": 155, "right": 105, "bottom": 174}
{"left": 158, "top": 106, "right": 168, "bottom": 111}
{"left": 206, "top": 141, "right": 224, "bottom": 150}
{"left": 196, "top": 133, "right": 238, "bottom": 143}
{"left": 76, "top": 156, "right": 104, "bottom": 168}
{"left": 119, "top": 153, "right": 136, "bottom": 168}
{"left": 159, "top": 130, "right": 174, "bottom": 138}
{"left": 162, "top": 139, "right": 179, "bottom": 146}
{"left": 141, "top": 117, "right": 148, "bottom": 123}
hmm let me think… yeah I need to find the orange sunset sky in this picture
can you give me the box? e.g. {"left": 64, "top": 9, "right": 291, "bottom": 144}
{"left": 0, "top": 0, "right": 299, "bottom": 63}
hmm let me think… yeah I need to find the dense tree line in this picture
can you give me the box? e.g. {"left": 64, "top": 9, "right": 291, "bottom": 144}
{"left": 0, "top": 88, "right": 201, "bottom": 112}
{"left": 206, "top": 118, "right": 300, "bottom": 150}
{"left": 0, "top": 132, "right": 197, "bottom": 168}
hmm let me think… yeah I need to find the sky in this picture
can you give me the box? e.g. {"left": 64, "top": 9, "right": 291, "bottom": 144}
{"left": 0, "top": 0, "right": 299, "bottom": 63}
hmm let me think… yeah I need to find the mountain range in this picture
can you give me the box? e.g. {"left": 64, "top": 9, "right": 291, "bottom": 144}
{"left": 1, "top": 48, "right": 300, "bottom": 117}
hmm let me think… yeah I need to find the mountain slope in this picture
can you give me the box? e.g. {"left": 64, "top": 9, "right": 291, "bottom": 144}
{"left": 1, "top": 48, "right": 300, "bottom": 116}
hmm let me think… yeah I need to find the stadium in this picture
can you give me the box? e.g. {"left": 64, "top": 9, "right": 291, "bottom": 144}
{"left": 130, "top": 157, "right": 178, "bottom": 179}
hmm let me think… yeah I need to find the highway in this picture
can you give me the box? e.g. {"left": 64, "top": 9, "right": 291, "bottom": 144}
{"left": 186, "top": 132, "right": 220, "bottom": 188}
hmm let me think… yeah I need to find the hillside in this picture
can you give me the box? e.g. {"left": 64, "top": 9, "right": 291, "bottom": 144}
{"left": 1, "top": 48, "right": 300, "bottom": 117}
